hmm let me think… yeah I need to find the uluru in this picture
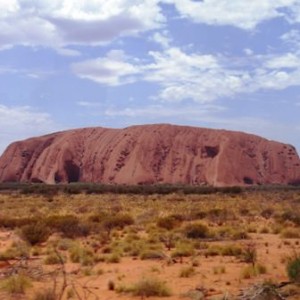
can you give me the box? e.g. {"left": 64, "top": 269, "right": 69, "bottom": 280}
{"left": 0, "top": 124, "right": 299, "bottom": 186}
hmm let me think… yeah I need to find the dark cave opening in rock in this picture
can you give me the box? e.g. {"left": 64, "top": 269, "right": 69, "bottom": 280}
{"left": 54, "top": 172, "right": 63, "bottom": 184}
{"left": 204, "top": 146, "right": 219, "bottom": 158}
{"left": 243, "top": 176, "right": 254, "bottom": 185}
{"left": 64, "top": 160, "right": 80, "bottom": 183}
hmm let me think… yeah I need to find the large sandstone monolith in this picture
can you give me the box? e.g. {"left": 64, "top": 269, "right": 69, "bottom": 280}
{"left": 0, "top": 124, "right": 299, "bottom": 186}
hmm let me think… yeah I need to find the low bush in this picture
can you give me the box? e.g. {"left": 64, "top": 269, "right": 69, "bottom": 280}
{"left": 131, "top": 277, "right": 171, "bottom": 297}
{"left": 241, "top": 243, "right": 257, "bottom": 265}
{"left": 231, "top": 230, "right": 249, "bottom": 240}
{"left": 0, "top": 274, "right": 32, "bottom": 294}
{"left": 221, "top": 244, "right": 243, "bottom": 257}
{"left": 171, "top": 242, "right": 195, "bottom": 258}
{"left": 261, "top": 208, "right": 274, "bottom": 219}
{"left": 0, "top": 216, "right": 38, "bottom": 229}
{"left": 46, "top": 215, "right": 90, "bottom": 238}
{"left": 157, "top": 216, "right": 181, "bottom": 230}
{"left": 69, "top": 245, "right": 95, "bottom": 266}
{"left": 140, "top": 250, "right": 165, "bottom": 260}
{"left": 179, "top": 266, "right": 195, "bottom": 278}
{"left": 279, "top": 211, "right": 300, "bottom": 226}
{"left": 286, "top": 254, "right": 300, "bottom": 283}
{"left": 102, "top": 214, "right": 134, "bottom": 237}
{"left": 184, "top": 222, "right": 209, "bottom": 239}
{"left": 0, "top": 241, "right": 30, "bottom": 260}
{"left": 241, "top": 264, "right": 267, "bottom": 279}
{"left": 204, "top": 245, "right": 221, "bottom": 257}
{"left": 281, "top": 228, "right": 300, "bottom": 239}
{"left": 105, "top": 253, "right": 121, "bottom": 263}
{"left": 44, "top": 252, "right": 65, "bottom": 265}
{"left": 32, "top": 289, "right": 56, "bottom": 300}
{"left": 20, "top": 222, "right": 50, "bottom": 245}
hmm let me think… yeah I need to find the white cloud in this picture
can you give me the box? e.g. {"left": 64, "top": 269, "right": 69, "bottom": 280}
{"left": 144, "top": 47, "right": 248, "bottom": 102}
{"left": 55, "top": 47, "right": 81, "bottom": 57}
{"left": 2, "top": 1, "right": 300, "bottom": 51}
{"left": 0, "top": 65, "right": 56, "bottom": 79}
{"left": 265, "top": 53, "right": 299, "bottom": 69}
{"left": 151, "top": 30, "right": 172, "bottom": 48}
{"left": 0, "top": 0, "right": 164, "bottom": 50}
{"left": 77, "top": 101, "right": 103, "bottom": 108}
{"left": 0, "top": 104, "right": 58, "bottom": 154}
{"left": 72, "top": 46, "right": 300, "bottom": 102}
{"left": 166, "top": 0, "right": 297, "bottom": 30}
{"left": 287, "top": 2, "right": 300, "bottom": 22}
{"left": 105, "top": 103, "right": 225, "bottom": 118}
{"left": 0, "top": 0, "right": 19, "bottom": 17}
{"left": 74, "top": 47, "right": 251, "bottom": 103}
{"left": 244, "top": 48, "right": 254, "bottom": 56}
{"left": 71, "top": 50, "right": 141, "bottom": 86}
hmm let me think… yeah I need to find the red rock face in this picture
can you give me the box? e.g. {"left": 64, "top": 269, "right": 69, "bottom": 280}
{"left": 0, "top": 124, "right": 299, "bottom": 186}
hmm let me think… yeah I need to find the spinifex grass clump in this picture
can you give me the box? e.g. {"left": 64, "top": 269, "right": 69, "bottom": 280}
{"left": 241, "top": 264, "right": 267, "bottom": 279}
{"left": 0, "top": 240, "right": 30, "bottom": 260}
{"left": 102, "top": 214, "right": 134, "bottom": 236}
{"left": 131, "top": 277, "right": 171, "bottom": 297}
{"left": 69, "top": 244, "right": 95, "bottom": 266}
{"left": 157, "top": 215, "right": 182, "bottom": 230}
{"left": 179, "top": 266, "right": 196, "bottom": 278}
{"left": 32, "top": 289, "right": 56, "bottom": 300}
{"left": 45, "top": 214, "right": 90, "bottom": 238}
{"left": 286, "top": 254, "right": 300, "bottom": 284}
{"left": 171, "top": 242, "right": 195, "bottom": 259}
{"left": 20, "top": 222, "right": 50, "bottom": 245}
{"left": 0, "top": 274, "right": 32, "bottom": 294}
{"left": 184, "top": 222, "right": 209, "bottom": 239}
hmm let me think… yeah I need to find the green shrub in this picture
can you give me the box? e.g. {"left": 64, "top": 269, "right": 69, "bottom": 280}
{"left": 69, "top": 245, "right": 95, "bottom": 266}
{"left": 286, "top": 254, "right": 300, "bottom": 283}
{"left": 44, "top": 252, "right": 64, "bottom": 265}
{"left": 190, "top": 210, "right": 207, "bottom": 220}
{"left": 261, "top": 208, "right": 274, "bottom": 219}
{"left": 231, "top": 230, "right": 249, "bottom": 240}
{"left": 157, "top": 216, "right": 181, "bottom": 230}
{"left": 32, "top": 289, "right": 56, "bottom": 300}
{"left": 179, "top": 266, "right": 195, "bottom": 278}
{"left": 102, "top": 214, "right": 134, "bottom": 236}
{"left": 281, "top": 228, "right": 300, "bottom": 239}
{"left": 132, "top": 277, "right": 171, "bottom": 297}
{"left": 0, "top": 274, "right": 32, "bottom": 294}
{"left": 171, "top": 243, "right": 195, "bottom": 258}
{"left": 140, "top": 250, "right": 165, "bottom": 260}
{"left": 207, "top": 208, "right": 232, "bottom": 223}
{"left": 0, "top": 241, "right": 30, "bottom": 260}
{"left": 0, "top": 216, "right": 38, "bottom": 229}
{"left": 57, "top": 238, "right": 74, "bottom": 251}
{"left": 241, "top": 264, "right": 267, "bottom": 279}
{"left": 20, "top": 222, "right": 50, "bottom": 245}
{"left": 204, "top": 245, "right": 221, "bottom": 257}
{"left": 221, "top": 244, "right": 243, "bottom": 257}
{"left": 184, "top": 222, "right": 209, "bottom": 239}
{"left": 213, "top": 266, "right": 226, "bottom": 275}
{"left": 278, "top": 211, "right": 300, "bottom": 226}
{"left": 105, "top": 253, "right": 121, "bottom": 263}
{"left": 241, "top": 243, "right": 257, "bottom": 265}
{"left": 46, "top": 215, "right": 90, "bottom": 238}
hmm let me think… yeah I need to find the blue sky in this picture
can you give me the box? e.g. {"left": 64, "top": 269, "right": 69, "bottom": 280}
{"left": 0, "top": 0, "right": 300, "bottom": 154}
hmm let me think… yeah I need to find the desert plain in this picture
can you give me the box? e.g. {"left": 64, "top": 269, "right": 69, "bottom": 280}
{"left": 0, "top": 185, "right": 300, "bottom": 300}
